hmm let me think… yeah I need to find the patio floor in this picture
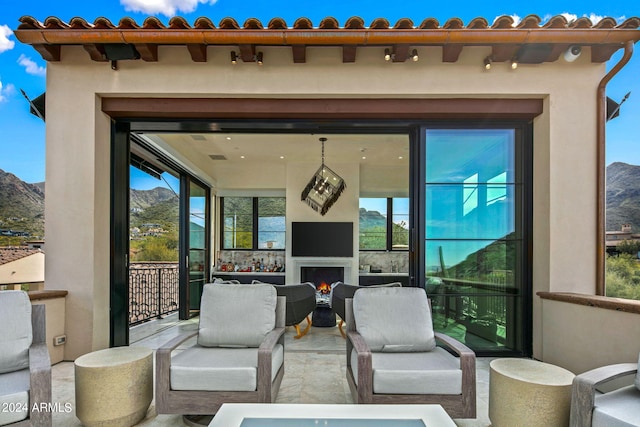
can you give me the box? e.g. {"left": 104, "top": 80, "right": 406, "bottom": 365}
{"left": 51, "top": 314, "right": 493, "bottom": 426}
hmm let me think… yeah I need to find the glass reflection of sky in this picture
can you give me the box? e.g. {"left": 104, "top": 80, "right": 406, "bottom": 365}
{"left": 190, "top": 197, "right": 206, "bottom": 228}
{"left": 130, "top": 166, "right": 180, "bottom": 192}
{"left": 360, "top": 198, "right": 387, "bottom": 217}
{"left": 258, "top": 217, "right": 286, "bottom": 249}
{"left": 426, "top": 129, "right": 514, "bottom": 184}
{"left": 425, "top": 129, "right": 516, "bottom": 268}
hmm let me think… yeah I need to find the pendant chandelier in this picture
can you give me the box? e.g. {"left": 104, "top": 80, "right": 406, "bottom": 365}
{"left": 301, "top": 137, "right": 347, "bottom": 216}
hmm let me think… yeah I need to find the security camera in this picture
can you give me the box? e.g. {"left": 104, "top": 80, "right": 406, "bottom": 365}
{"left": 564, "top": 45, "right": 582, "bottom": 62}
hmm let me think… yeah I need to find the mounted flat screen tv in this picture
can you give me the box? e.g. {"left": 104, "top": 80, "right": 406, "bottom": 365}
{"left": 291, "top": 222, "right": 353, "bottom": 257}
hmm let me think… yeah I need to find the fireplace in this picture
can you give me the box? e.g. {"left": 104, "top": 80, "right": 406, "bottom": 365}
{"left": 301, "top": 266, "right": 344, "bottom": 305}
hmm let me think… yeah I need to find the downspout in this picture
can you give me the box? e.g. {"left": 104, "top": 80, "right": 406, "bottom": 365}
{"left": 596, "top": 40, "right": 634, "bottom": 295}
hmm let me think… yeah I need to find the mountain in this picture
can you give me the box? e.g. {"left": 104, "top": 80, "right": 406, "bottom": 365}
{"left": 0, "top": 169, "right": 45, "bottom": 239}
{"left": 33, "top": 182, "right": 45, "bottom": 193}
{"left": 130, "top": 187, "right": 179, "bottom": 228}
{"left": 130, "top": 187, "right": 176, "bottom": 211}
{"left": 3, "top": 162, "right": 640, "bottom": 242}
{"left": 359, "top": 207, "right": 386, "bottom": 229}
{"left": 606, "top": 162, "right": 640, "bottom": 232}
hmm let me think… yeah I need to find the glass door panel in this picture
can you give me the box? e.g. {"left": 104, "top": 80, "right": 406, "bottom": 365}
{"left": 188, "top": 180, "right": 209, "bottom": 313}
{"left": 424, "top": 128, "right": 528, "bottom": 355}
{"left": 128, "top": 163, "right": 180, "bottom": 327}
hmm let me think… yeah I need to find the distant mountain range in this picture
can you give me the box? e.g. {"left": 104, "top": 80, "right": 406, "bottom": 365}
{"left": 0, "top": 169, "right": 45, "bottom": 239}
{"left": 606, "top": 162, "right": 640, "bottom": 232}
{"left": 130, "top": 187, "right": 179, "bottom": 228}
{"left": 2, "top": 162, "right": 640, "bottom": 243}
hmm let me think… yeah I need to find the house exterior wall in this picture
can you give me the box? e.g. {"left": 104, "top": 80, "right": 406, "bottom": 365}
{"left": 0, "top": 252, "right": 45, "bottom": 284}
{"left": 45, "top": 44, "right": 603, "bottom": 359}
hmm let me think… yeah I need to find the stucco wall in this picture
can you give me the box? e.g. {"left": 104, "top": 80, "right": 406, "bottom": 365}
{"left": 0, "top": 252, "right": 44, "bottom": 284}
{"left": 540, "top": 299, "right": 640, "bottom": 374}
{"left": 32, "top": 297, "right": 66, "bottom": 364}
{"left": 44, "top": 44, "right": 604, "bottom": 358}
{"left": 285, "top": 161, "right": 360, "bottom": 285}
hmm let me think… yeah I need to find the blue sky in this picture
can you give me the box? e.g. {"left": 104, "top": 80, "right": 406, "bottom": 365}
{"left": 1, "top": 0, "right": 639, "bottom": 183}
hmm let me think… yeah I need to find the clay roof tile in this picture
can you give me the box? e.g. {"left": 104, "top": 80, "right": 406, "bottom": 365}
{"left": 344, "top": 16, "right": 365, "bottom": 29}
{"left": 219, "top": 17, "right": 241, "bottom": 29}
{"left": 369, "top": 18, "right": 390, "bottom": 29}
{"left": 293, "top": 17, "right": 313, "bottom": 29}
{"left": 267, "top": 17, "right": 287, "bottom": 30}
{"left": 193, "top": 17, "right": 215, "bottom": 29}
{"left": 319, "top": 17, "right": 340, "bottom": 29}
{"left": 418, "top": 18, "right": 439, "bottom": 29}
{"left": 518, "top": 15, "right": 542, "bottom": 29}
{"left": 243, "top": 18, "right": 263, "bottom": 30}
{"left": 168, "top": 16, "right": 190, "bottom": 29}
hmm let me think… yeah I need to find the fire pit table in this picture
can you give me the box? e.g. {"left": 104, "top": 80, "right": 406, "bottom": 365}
{"left": 312, "top": 302, "right": 336, "bottom": 327}
{"left": 209, "top": 403, "right": 456, "bottom": 426}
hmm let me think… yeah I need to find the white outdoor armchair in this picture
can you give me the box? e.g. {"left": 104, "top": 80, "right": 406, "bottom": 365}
{"left": 345, "top": 286, "right": 476, "bottom": 419}
{"left": 570, "top": 353, "right": 640, "bottom": 426}
{"left": 155, "top": 283, "right": 285, "bottom": 418}
{"left": 0, "top": 290, "right": 51, "bottom": 427}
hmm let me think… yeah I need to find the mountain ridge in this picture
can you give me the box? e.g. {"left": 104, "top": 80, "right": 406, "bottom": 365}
{"left": 0, "top": 169, "right": 45, "bottom": 241}
{"left": 2, "top": 161, "right": 640, "bottom": 243}
{"left": 606, "top": 162, "right": 640, "bottom": 232}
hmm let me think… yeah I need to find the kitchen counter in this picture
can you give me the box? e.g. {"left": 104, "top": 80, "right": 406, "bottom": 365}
{"left": 212, "top": 271, "right": 285, "bottom": 284}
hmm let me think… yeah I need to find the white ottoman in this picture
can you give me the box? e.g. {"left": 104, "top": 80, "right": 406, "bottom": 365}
{"left": 489, "top": 358, "right": 575, "bottom": 427}
{"left": 75, "top": 346, "right": 153, "bottom": 427}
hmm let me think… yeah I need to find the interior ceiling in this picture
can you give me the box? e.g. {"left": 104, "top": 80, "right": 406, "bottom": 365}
{"left": 148, "top": 132, "right": 410, "bottom": 181}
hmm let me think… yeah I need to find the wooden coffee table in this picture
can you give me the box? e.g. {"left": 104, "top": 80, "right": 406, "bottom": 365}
{"left": 208, "top": 403, "right": 456, "bottom": 426}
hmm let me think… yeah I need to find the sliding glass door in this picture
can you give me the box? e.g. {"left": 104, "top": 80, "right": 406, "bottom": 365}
{"left": 111, "top": 126, "right": 211, "bottom": 345}
{"left": 186, "top": 179, "right": 209, "bottom": 315}
{"left": 422, "top": 125, "right": 531, "bottom": 355}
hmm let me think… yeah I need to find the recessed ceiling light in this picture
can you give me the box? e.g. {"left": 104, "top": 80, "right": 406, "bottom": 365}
{"left": 280, "top": 155, "right": 285, "bottom": 159}
{"left": 240, "top": 155, "right": 245, "bottom": 159}
{"left": 361, "top": 156, "right": 367, "bottom": 160}
{"left": 398, "top": 156, "right": 404, "bottom": 160}
{"left": 226, "top": 136, "right": 232, "bottom": 140}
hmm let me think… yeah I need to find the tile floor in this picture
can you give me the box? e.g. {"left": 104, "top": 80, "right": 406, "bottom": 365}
{"left": 51, "top": 315, "right": 492, "bottom": 426}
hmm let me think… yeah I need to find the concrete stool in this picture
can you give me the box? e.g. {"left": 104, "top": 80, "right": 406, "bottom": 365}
{"left": 489, "top": 358, "right": 575, "bottom": 427}
{"left": 75, "top": 346, "right": 153, "bottom": 427}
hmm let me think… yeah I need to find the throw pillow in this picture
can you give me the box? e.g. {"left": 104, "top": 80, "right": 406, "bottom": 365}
{"left": 353, "top": 287, "right": 436, "bottom": 352}
{"left": 198, "top": 283, "right": 276, "bottom": 348}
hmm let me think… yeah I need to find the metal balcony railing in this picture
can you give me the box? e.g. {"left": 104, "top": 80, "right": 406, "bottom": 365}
{"left": 129, "top": 262, "right": 179, "bottom": 326}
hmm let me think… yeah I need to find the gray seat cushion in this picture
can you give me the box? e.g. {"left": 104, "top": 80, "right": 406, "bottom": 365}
{"left": 0, "top": 369, "right": 30, "bottom": 425}
{"left": 198, "top": 283, "right": 276, "bottom": 348}
{"left": 0, "top": 291, "right": 32, "bottom": 374}
{"left": 353, "top": 287, "right": 436, "bottom": 352}
{"left": 351, "top": 347, "right": 462, "bottom": 395}
{"left": 170, "top": 344, "right": 284, "bottom": 392}
{"left": 592, "top": 385, "right": 640, "bottom": 427}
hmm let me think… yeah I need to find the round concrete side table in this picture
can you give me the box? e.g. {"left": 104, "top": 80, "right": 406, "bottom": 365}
{"left": 75, "top": 346, "right": 153, "bottom": 427}
{"left": 489, "top": 358, "right": 575, "bottom": 427}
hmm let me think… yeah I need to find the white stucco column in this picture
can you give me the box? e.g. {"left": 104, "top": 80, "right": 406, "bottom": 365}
{"left": 45, "top": 63, "right": 112, "bottom": 358}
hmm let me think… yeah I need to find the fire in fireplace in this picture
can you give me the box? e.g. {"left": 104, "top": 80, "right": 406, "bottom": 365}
{"left": 316, "top": 282, "right": 332, "bottom": 294}
{"left": 301, "top": 266, "right": 344, "bottom": 304}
